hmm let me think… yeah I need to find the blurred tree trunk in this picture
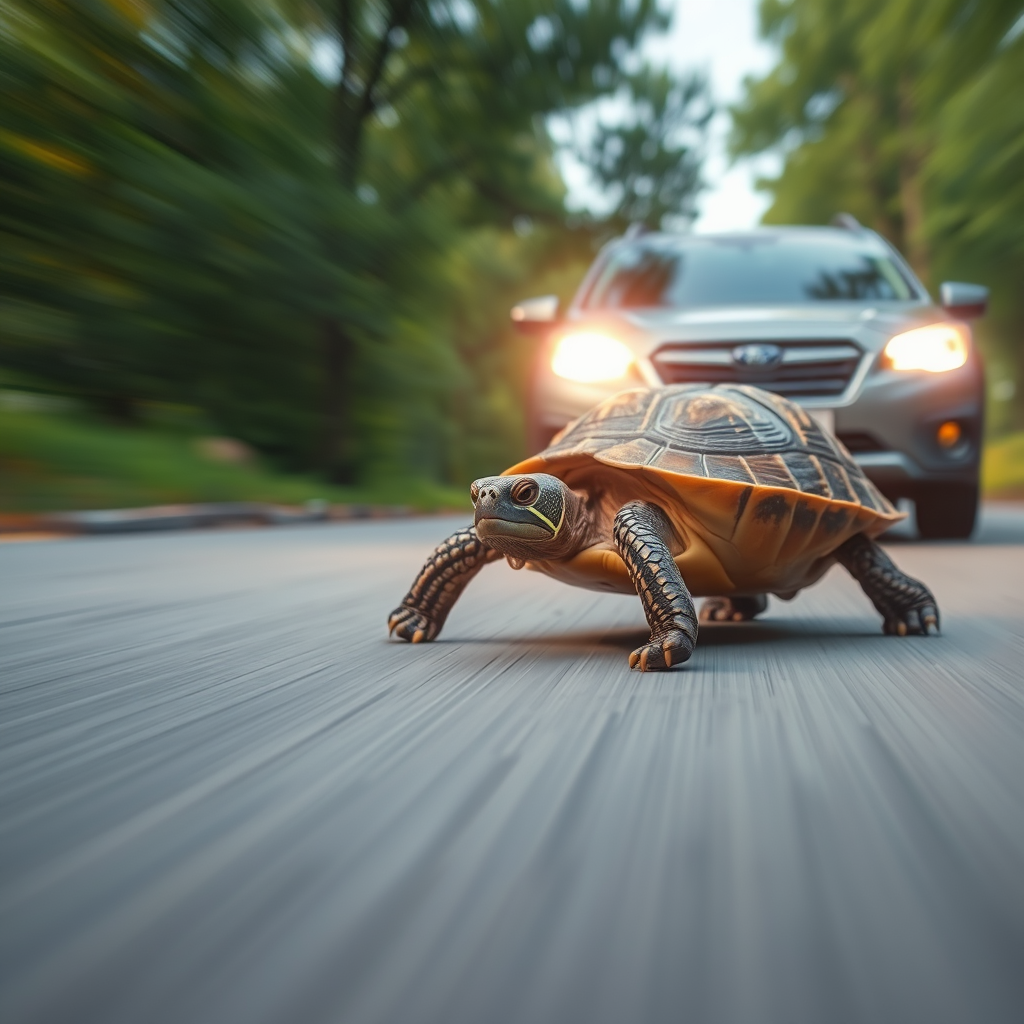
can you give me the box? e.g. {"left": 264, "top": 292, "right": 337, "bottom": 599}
{"left": 321, "top": 317, "right": 355, "bottom": 479}
{"left": 321, "top": 332, "right": 357, "bottom": 480}
{"left": 856, "top": 126, "right": 901, "bottom": 248}
{"left": 320, "top": 0, "right": 360, "bottom": 482}
{"left": 320, "top": 0, "right": 414, "bottom": 482}
{"left": 896, "top": 76, "right": 931, "bottom": 285}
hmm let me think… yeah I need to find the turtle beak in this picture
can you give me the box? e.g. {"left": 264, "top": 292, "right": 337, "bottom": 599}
{"left": 473, "top": 481, "right": 552, "bottom": 541}
{"left": 476, "top": 517, "right": 550, "bottom": 541}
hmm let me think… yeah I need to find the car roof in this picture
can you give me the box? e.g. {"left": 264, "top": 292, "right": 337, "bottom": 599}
{"left": 622, "top": 225, "right": 884, "bottom": 249}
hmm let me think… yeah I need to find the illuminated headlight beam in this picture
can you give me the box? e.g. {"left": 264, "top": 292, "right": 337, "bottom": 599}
{"left": 551, "top": 333, "right": 634, "bottom": 383}
{"left": 883, "top": 323, "right": 969, "bottom": 373}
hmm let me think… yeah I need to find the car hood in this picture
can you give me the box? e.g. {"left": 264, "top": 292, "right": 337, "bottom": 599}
{"left": 568, "top": 302, "right": 945, "bottom": 356}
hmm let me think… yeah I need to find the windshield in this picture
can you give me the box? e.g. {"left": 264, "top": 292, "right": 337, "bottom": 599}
{"left": 582, "top": 236, "right": 918, "bottom": 309}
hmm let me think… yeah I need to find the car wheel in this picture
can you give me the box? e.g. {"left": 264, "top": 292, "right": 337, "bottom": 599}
{"left": 915, "top": 482, "right": 979, "bottom": 540}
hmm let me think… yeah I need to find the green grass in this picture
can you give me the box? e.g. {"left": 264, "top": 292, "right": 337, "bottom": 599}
{"left": 983, "top": 432, "right": 1024, "bottom": 498}
{"left": 0, "top": 402, "right": 467, "bottom": 513}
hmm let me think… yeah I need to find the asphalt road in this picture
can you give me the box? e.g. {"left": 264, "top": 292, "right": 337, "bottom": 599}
{"left": 3, "top": 506, "right": 1024, "bottom": 1024}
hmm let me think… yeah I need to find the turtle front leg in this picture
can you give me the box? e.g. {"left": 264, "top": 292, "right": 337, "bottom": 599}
{"left": 613, "top": 501, "right": 698, "bottom": 671}
{"left": 835, "top": 533, "right": 939, "bottom": 636}
{"left": 388, "top": 525, "right": 501, "bottom": 643}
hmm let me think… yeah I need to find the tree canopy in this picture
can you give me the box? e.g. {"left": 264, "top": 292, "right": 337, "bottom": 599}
{"left": 731, "top": 0, "right": 1024, "bottom": 429}
{"left": 0, "top": 0, "right": 710, "bottom": 484}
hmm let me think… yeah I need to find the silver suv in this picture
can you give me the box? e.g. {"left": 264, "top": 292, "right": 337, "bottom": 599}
{"left": 513, "top": 222, "right": 987, "bottom": 539}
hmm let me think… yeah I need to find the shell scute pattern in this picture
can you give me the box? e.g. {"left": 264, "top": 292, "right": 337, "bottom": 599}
{"left": 541, "top": 385, "right": 893, "bottom": 513}
{"left": 652, "top": 390, "right": 793, "bottom": 455}
{"left": 784, "top": 453, "right": 832, "bottom": 497}
{"left": 650, "top": 448, "right": 704, "bottom": 476}
{"left": 587, "top": 388, "right": 650, "bottom": 425}
{"left": 735, "top": 385, "right": 848, "bottom": 462}
{"left": 704, "top": 455, "right": 757, "bottom": 485}
{"left": 849, "top": 472, "right": 883, "bottom": 511}
{"left": 819, "top": 459, "right": 858, "bottom": 503}
{"left": 753, "top": 493, "right": 791, "bottom": 525}
{"left": 596, "top": 436, "right": 662, "bottom": 467}
{"left": 742, "top": 454, "right": 799, "bottom": 490}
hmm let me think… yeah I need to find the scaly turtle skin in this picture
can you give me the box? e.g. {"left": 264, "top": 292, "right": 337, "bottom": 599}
{"left": 389, "top": 385, "right": 939, "bottom": 670}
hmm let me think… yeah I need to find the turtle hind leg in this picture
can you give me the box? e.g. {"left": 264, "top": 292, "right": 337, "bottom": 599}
{"left": 835, "top": 533, "right": 939, "bottom": 636}
{"left": 699, "top": 594, "right": 768, "bottom": 623}
{"left": 388, "top": 525, "right": 501, "bottom": 642}
{"left": 613, "top": 501, "right": 698, "bottom": 671}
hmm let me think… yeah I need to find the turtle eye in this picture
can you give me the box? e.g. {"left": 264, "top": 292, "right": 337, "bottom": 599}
{"left": 470, "top": 481, "right": 480, "bottom": 504}
{"left": 510, "top": 478, "right": 539, "bottom": 506}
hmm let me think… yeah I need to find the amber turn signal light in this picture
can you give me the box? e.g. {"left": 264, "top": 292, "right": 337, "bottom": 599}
{"left": 936, "top": 421, "right": 962, "bottom": 448}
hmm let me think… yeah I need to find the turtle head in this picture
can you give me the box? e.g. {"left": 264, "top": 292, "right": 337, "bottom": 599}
{"left": 472, "top": 473, "right": 586, "bottom": 562}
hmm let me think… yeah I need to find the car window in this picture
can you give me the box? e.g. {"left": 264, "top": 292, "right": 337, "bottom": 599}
{"left": 581, "top": 237, "right": 917, "bottom": 309}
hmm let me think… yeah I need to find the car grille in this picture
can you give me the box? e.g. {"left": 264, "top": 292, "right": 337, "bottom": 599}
{"left": 836, "top": 431, "right": 888, "bottom": 453}
{"left": 650, "top": 340, "right": 862, "bottom": 399}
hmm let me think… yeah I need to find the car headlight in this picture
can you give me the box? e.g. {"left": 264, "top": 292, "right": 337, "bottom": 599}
{"left": 883, "top": 323, "right": 969, "bottom": 372}
{"left": 551, "top": 333, "right": 634, "bottom": 383}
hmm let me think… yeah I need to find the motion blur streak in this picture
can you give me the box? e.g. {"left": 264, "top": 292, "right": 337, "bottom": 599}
{"left": 0, "top": 0, "right": 711, "bottom": 493}
{"left": 2, "top": 510, "right": 1024, "bottom": 1024}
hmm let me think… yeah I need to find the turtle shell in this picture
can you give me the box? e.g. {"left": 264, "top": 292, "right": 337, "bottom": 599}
{"left": 506, "top": 384, "right": 903, "bottom": 597}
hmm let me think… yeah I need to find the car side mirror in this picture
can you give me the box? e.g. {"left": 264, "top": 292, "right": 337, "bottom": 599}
{"left": 940, "top": 282, "right": 988, "bottom": 319}
{"left": 511, "top": 295, "right": 559, "bottom": 334}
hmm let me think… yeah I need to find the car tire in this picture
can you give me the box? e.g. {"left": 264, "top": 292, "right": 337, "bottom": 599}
{"left": 915, "top": 482, "right": 979, "bottom": 540}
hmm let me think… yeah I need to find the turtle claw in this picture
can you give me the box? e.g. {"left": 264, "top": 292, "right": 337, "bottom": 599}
{"left": 387, "top": 606, "right": 438, "bottom": 643}
{"left": 883, "top": 602, "right": 940, "bottom": 637}
{"left": 629, "top": 630, "right": 694, "bottom": 672}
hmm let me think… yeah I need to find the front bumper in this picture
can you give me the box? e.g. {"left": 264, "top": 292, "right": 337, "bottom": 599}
{"left": 830, "top": 357, "right": 983, "bottom": 494}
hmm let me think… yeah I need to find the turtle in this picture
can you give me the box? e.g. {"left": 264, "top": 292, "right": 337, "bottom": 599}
{"left": 388, "top": 384, "right": 939, "bottom": 670}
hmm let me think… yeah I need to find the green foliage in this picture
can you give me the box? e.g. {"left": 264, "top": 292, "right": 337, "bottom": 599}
{"left": 730, "top": 0, "right": 1024, "bottom": 430}
{"left": 983, "top": 432, "right": 1024, "bottom": 498}
{"left": 578, "top": 67, "right": 712, "bottom": 229}
{"left": 0, "top": 399, "right": 467, "bottom": 511}
{"left": 0, "top": 0, "right": 705, "bottom": 499}
{"left": 1, "top": 0, "right": 377, "bottom": 466}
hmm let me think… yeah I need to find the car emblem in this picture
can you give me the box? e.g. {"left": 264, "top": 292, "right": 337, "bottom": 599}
{"left": 732, "top": 343, "right": 784, "bottom": 368}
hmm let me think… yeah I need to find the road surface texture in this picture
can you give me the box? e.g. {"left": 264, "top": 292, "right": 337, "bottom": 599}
{"left": 3, "top": 506, "right": 1024, "bottom": 1024}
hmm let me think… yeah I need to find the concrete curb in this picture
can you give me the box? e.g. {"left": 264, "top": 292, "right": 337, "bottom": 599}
{"left": 0, "top": 501, "right": 438, "bottom": 537}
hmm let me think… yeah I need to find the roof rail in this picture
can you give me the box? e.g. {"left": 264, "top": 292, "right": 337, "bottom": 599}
{"left": 830, "top": 212, "right": 862, "bottom": 230}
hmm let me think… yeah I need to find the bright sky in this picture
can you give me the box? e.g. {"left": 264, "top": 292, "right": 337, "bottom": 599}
{"left": 559, "top": 0, "right": 781, "bottom": 232}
